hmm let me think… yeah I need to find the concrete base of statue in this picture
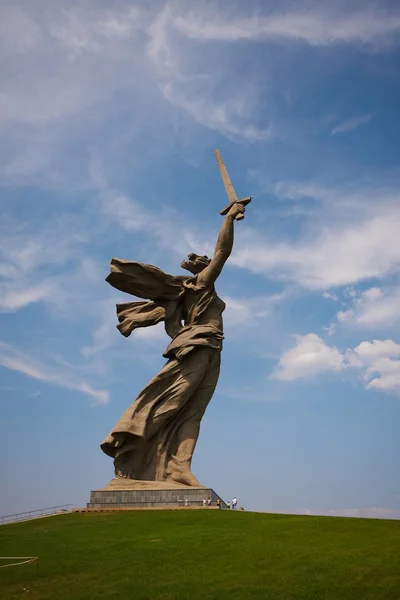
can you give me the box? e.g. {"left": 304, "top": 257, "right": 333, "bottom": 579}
{"left": 87, "top": 479, "right": 228, "bottom": 509}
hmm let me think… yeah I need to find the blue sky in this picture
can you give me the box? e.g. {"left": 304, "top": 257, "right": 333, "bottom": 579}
{"left": 1, "top": 0, "right": 400, "bottom": 518}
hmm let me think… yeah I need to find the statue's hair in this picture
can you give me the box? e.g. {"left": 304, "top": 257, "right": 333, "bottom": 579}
{"left": 191, "top": 254, "right": 211, "bottom": 266}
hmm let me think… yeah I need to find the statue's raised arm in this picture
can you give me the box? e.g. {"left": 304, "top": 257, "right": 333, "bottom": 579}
{"left": 195, "top": 202, "right": 245, "bottom": 288}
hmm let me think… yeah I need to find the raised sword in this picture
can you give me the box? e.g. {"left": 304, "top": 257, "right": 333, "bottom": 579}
{"left": 214, "top": 149, "right": 252, "bottom": 221}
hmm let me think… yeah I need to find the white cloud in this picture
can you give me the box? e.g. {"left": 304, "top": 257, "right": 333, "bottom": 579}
{"left": 169, "top": 7, "right": 400, "bottom": 48}
{"left": 331, "top": 114, "right": 373, "bottom": 135}
{"left": 365, "top": 357, "right": 400, "bottom": 393}
{"left": 337, "top": 286, "right": 400, "bottom": 328}
{"left": 272, "top": 333, "right": 344, "bottom": 381}
{"left": 353, "top": 339, "right": 400, "bottom": 360}
{"left": 274, "top": 335, "right": 400, "bottom": 395}
{"left": 0, "top": 340, "right": 109, "bottom": 404}
{"left": 231, "top": 210, "right": 400, "bottom": 289}
{"left": 352, "top": 340, "right": 400, "bottom": 394}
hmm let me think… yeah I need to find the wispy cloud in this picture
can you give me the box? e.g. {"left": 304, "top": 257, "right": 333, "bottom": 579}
{"left": 0, "top": 210, "right": 102, "bottom": 317}
{"left": 147, "top": 4, "right": 274, "bottom": 142}
{"left": 224, "top": 294, "right": 278, "bottom": 327}
{"left": 168, "top": 7, "right": 400, "bottom": 48}
{"left": 331, "top": 114, "right": 373, "bottom": 135}
{"left": 322, "top": 291, "right": 338, "bottom": 301}
{"left": 0, "top": 2, "right": 156, "bottom": 186}
{"left": 1, "top": 1, "right": 396, "bottom": 184}
{"left": 0, "top": 281, "right": 53, "bottom": 312}
{"left": 0, "top": 340, "right": 109, "bottom": 404}
{"left": 99, "top": 189, "right": 189, "bottom": 256}
{"left": 161, "top": 82, "right": 273, "bottom": 142}
{"left": 0, "top": 3, "right": 148, "bottom": 125}
{"left": 230, "top": 201, "right": 400, "bottom": 289}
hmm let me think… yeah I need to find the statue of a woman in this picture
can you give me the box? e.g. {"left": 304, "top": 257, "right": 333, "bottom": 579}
{"left": 101, "top": 202, "right": 245, "bottom": 487}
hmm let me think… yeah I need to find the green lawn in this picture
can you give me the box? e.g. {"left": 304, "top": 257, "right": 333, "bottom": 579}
{"left": 0, "top": 510, "right": 399, "bottom": 600}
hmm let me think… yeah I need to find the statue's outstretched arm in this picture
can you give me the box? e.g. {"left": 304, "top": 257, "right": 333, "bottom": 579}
{"left": 197, "top": 203, "right": 245, "bottom": 287}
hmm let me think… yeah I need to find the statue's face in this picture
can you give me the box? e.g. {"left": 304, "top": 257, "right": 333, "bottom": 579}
{"left": 181, "top": 253, "right": 209, "bottom": 274}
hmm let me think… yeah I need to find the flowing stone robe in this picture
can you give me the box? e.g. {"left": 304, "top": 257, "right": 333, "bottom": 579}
{"left": 101, "top": 258, "right": 225, "bottom": 485}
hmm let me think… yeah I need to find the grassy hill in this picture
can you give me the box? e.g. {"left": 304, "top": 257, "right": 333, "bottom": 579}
{"left": 1, "top": 510, "right": 399, "bottom": 600}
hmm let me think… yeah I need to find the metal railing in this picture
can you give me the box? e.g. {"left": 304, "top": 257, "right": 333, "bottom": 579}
{"left": 0, "top": 504, "right": 73, "bottom": 525}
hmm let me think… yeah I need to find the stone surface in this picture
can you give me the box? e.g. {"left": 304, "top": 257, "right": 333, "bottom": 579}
{"left": 100, "top": 154, "right": 249, "bottom": 487}
{"left": 88, "top": 487, "right": 228, "bottom": 509}
{"left": 99, "top": 478, "right": 205, "bottom": 491}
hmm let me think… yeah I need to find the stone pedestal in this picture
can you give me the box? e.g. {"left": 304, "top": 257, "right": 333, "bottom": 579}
{"left": 88, "top": 479, "right": 227, "bottom": 509}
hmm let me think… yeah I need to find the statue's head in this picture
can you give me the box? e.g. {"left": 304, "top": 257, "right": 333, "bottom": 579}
{"left": 181, "top": 253, "right": 211, "bottom": 274}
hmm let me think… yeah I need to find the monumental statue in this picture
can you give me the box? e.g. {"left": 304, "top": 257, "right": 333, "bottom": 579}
{"left": 100, "top": 150, "right": 252, "bottom": 489}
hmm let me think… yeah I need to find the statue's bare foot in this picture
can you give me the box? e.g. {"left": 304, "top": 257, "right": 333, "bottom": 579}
{"left": 115, "top": 468, "right": 133, "bottom": 479}
{"left": 168, "top": 470, "right": 202, "bottom": 487}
